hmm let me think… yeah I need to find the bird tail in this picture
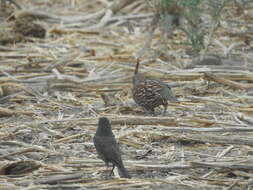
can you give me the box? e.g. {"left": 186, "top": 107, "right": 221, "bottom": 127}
{"left": 134, "top": 58, "right": 140, "bottom": 75}
{"left": 117, "top": 163, "right": 131, "bottom": 178}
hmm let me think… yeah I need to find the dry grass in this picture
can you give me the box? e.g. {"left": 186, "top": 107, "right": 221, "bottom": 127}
{"left": 0, "top": 0, "right": 253, "bottom": 189}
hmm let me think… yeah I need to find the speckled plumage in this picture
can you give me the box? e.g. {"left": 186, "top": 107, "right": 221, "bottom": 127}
{"left": 132, "top": 59, "right": 178, "bottom": 115}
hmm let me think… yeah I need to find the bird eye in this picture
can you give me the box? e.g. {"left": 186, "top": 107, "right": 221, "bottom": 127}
{"left": 167, "top": 85, "right": 171, "bottom": 89}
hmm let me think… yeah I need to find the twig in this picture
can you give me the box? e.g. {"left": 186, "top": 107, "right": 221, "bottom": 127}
{"left": 18, "top": 172, "right": 85, "bottom": 186}
{"left": 186, "top": 95, "right": 247, "bottom": 108}
{"left": 0, "top": 147, "right": 52, "bottom": 160}
{"left": 86, "top": 0, "right": 137, "bottom": 29}
{"left": 204, "top": 72, "right": 253, "bottom": 89}
{"left": 191, "top": 161, "right": 253, "bottom": 171}
{"left": 202, "top": 145, "right": 234, "bottom": 178}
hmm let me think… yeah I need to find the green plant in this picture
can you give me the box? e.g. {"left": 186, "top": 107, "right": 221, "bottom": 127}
{"left": 156, "top": 0, "right": 232, "bottom": 55}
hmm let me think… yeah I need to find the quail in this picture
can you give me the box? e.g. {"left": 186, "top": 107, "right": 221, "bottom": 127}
{"left": 93, "top": 117, "right": 130, "bottom": 178}
{"left": 132, "top": 59, "right": 178, "bottom": 115}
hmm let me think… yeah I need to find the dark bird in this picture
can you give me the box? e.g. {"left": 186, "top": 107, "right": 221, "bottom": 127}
{"left": 93, "top": 117, "right": 130, "bottom": 178}
{"left": 132, "top": 59, "right": 178, "bottom": 115}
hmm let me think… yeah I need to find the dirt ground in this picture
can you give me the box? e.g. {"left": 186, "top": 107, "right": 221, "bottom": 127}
{"left": 0, "top": 0, "right": 253, "bottom": 189}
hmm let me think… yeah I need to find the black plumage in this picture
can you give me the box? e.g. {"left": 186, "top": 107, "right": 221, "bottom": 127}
{"left": 93, "top": 117, "right": 130, "bottom": 178}
{"left": 132, "top": 59, "right": 178, "bottom": 115}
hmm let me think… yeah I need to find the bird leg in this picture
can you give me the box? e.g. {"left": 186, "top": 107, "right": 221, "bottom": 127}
{"left": 109, "top": 164, "right": 115, "bottom": 177}
{"left": 104, "top": 162, "right": 113, "bottom": 179}
{"left": 163, "top": 104, "right": 168, "bottom": 116}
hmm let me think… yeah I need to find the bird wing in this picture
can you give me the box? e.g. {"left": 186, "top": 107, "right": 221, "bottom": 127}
{"left": 147, "top": 79, "right": 178, "bottom": 102}
{"left": 94, "top": 136, "right": 123, "bottom": 166}
{"left": 146, "top": 79, "right": 164, "bottom": 92}
{"left": 145, "top": 79, "right": 165, "bottom": 98}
